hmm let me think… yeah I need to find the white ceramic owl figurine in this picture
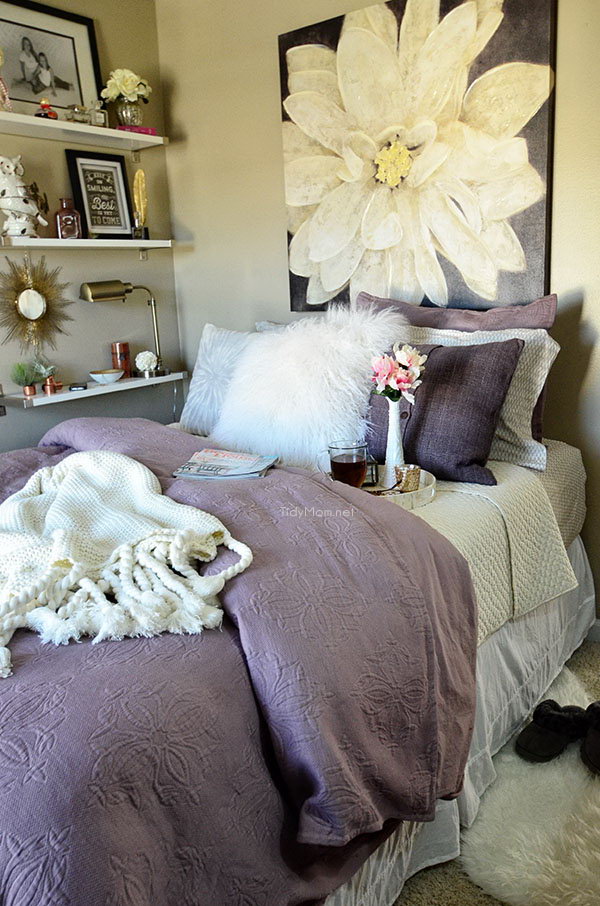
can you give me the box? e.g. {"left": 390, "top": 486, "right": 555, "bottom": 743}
{"left": 0, "top": 155, "right": 48, "bottom": 238}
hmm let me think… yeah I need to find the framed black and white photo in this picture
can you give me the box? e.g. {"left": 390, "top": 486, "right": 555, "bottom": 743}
{"left": 65, "top": 150, "right": 133, "bottom": 239}
{"left": 0, "top": 0, "right": 102, "bottom": 115}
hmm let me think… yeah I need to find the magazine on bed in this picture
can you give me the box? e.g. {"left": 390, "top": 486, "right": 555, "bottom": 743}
{"left": 173, "top": 448, "right": 278, "bottom": 480}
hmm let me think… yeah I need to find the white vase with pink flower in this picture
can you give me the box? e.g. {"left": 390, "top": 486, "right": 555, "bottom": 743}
{"left": 371, "top": 344, "right": 427, "bottom": 489}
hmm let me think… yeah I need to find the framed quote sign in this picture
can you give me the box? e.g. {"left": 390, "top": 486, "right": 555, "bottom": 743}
{"left": 65, "top": 149, "right": 133, "bottom": 239}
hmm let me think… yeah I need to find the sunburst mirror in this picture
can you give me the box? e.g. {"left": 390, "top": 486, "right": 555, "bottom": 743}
{"left": 0, "top": 256, "right": 73, "bottom": 352}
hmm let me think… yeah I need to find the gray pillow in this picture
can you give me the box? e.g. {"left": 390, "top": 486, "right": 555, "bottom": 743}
{"left": 367, "top": 340, "right": 524, "bottom": 485}
{"left": 180, "top": 323, "right": 254, "bottom": 436}
{"left": 393, "top": 325, "right": 559, "bottom": 470}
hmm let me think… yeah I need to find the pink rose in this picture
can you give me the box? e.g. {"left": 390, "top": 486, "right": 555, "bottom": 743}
{"left": 371, "top": 354, "right": 400, "bottom": 392}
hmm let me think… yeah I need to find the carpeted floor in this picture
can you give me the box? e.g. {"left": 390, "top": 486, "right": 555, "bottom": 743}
{"left": 395, "top": 639, "right": 600, "bottom": 906}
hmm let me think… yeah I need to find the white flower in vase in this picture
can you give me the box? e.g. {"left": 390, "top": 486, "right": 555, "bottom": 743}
{"left": 101, "top": 69, "right": 152, "bottom": 104}
{"left": 371, "top": 343, "right": 427, "bottom": 488}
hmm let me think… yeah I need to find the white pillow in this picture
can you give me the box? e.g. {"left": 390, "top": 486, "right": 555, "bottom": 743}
{"left": 180, "top": 323, "right": 253, "bottom": 436}
{"left": 395, "top": 325, "right": 559, "bottom": 470}
{"left": 255, "top": 320, "right": 284, "bottom": 332}
{"left": 211, "top": 305, "right": 407, "bottom": 468}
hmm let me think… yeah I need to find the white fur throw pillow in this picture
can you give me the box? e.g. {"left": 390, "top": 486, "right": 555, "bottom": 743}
{"left": 210, "top": 305, "right": 407, "bottom": 468}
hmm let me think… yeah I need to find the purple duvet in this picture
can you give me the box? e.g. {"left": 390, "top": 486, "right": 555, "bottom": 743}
{"left": 0, "top": 418, "right": 476, "bottom": 905}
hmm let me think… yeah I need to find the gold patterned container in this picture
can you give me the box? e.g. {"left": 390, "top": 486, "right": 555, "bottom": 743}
{"left": 395, "top": 464, "right": 421, "bottom": 493}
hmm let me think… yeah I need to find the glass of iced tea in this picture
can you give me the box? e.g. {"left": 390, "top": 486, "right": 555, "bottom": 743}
{"left": 328, "top": 441, "right": 368, "bottom": 488}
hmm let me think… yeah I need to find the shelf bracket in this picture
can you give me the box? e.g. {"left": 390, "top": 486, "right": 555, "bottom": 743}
{"left": 131, "top": 150, "right": 141, "bottom": 164}
{"left": 139, "top": 248, "right": 149, "bottom": 262}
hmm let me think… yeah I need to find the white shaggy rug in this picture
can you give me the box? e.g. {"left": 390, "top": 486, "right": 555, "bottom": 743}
{"left": 461, "top": 668, "right": 600, "bottom": 906}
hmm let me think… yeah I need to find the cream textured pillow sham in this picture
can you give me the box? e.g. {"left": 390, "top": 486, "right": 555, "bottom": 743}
{"left": 394, "top": 325, "right": 559, "bottom": 470}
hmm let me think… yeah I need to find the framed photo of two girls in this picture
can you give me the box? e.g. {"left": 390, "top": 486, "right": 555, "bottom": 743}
{"left": 0, "top": 0, "right": 102, "bottom": 115}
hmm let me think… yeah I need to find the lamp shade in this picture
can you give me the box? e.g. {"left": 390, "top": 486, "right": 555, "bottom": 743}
{"left": 79, "top": 280, "right": 133, "bottom": 303}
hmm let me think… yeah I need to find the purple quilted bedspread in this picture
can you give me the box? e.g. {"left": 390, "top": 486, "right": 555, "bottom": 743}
{"left": 0, "top": 418, "right": 476, "bottom": 905}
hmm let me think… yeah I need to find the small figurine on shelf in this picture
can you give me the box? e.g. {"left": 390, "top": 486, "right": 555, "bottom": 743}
{"left": 55, "top": 197, "right": 82, "bottom": 239}
{"left": 0, "top": 155, "right": 48, "bottom": 238}
{"left": 132, "top": 169, "right": 149, "bottom": 240}
{"left": 11, "top": 361, "right": 38, "bottom": 397}
{"left": 34, "top": 97, "right": 58, "bottom": 119}
{"left": 0, "top": 49, "right": 12, "bottom": 112}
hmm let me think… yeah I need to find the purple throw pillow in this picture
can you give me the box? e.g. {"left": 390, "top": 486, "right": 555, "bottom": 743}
{"left": 367, "top": 339, "right": 525, "bottom": 485}
{"left": 357, "top": 292, "right": 557, "bottom": 442}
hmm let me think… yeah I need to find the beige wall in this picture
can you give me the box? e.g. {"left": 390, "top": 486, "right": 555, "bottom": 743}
{"left": 157, "top": 1, "right": 600, "bottom": 583}
{"left": 0, "top": 0, "right": 181, "bottom": 453}
{"left": 545, "top": 0, "right": 600, "bottom": 586}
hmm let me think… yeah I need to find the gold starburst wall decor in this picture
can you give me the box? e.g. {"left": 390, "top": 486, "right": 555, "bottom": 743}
{"left": 0, "top": 256, "right": 73, "bottom": 352}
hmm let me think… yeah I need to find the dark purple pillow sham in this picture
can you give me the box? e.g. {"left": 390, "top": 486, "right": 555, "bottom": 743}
{"left": 357, "top": 291, "right": 557, "bottom": 442}
{"left": 367, "top": 339, "right": 525, "bottom": 485}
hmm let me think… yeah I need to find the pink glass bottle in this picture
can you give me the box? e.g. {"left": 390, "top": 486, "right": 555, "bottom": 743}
{"left": 55, "top": 197, "right": 82, "bottom": 239}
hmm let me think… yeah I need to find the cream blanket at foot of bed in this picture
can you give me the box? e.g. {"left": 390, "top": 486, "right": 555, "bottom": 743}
{"left": 0, "top": 451, "right": 253, "bottom": 677}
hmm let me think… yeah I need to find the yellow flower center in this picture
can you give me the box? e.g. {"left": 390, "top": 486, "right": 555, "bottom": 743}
{"left": 374, "top": 141, "right": 413, "bottom": 188}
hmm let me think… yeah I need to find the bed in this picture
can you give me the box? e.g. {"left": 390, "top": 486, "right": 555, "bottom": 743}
{"left": 0, "top": 417, "right": 591, "bottom": 905}
{"left": 328, "top": 439, "right": 593, "bottom": 905}
{"left": 168, "top": 424, "right": 593, "bottom": 903}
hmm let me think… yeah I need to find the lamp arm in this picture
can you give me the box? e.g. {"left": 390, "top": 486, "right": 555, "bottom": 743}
{"left": 131, "top": 284, "right": 162, "bottom": 368}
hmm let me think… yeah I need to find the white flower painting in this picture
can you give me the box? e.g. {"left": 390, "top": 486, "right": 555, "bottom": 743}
{"left": 279, "top": 0, "right": 555, "bottom": 310}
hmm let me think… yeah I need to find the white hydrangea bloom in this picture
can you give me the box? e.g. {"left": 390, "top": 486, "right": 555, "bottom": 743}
{"left": 135, "top": 350, "right": 158, "bottom": 372}
{"left": 282, "top": 0, "right": 553, "bottom": 306}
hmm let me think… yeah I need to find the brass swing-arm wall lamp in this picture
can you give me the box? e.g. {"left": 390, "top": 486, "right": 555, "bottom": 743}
{"left": 79, "top": 280, "right": 170, "bottom": 377}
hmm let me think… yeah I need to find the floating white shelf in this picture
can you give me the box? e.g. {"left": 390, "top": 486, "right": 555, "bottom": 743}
{"left": 0, "top": 237, "right": 172, "bottom": 251}
{"left": 0, "top": 110, "right": 167, "bottom": 151}
{"left": 1, "top": 371, "right": 187, "bottom": 409}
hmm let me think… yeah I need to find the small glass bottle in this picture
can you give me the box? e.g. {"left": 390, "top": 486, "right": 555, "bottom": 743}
{"left": 90, "top": 99, "right": 108, "bottom": 128}
{"left": 55, "top": 197, "right": 82, "bottom": 239}
{"left": 34, "top": 97, "right": 58, "bottom": 119}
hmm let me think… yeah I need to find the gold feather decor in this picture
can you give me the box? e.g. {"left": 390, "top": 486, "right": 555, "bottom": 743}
{"left": 0, "top": 256, "right": 73, "bottom": 352}
{"left": 133, "top": 169, "right": 147, "bottom": 227}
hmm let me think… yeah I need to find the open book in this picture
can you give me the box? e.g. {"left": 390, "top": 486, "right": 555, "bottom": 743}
{"left": 173, "top": 448, "right": 278, "bottom": 480}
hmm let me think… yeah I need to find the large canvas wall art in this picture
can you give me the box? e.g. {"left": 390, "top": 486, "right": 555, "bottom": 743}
{"left": 278, "top": 0, "right": 556, "bottom": 311}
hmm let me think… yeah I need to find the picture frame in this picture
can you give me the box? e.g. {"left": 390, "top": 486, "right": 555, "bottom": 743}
{"left": 279, "top": 0, "right": 557, "bottom": 312}
{"left": 0, "top": 0, "right": 102, "bottom": 116}
{"left": 65, "top": 150, "right": 133, "bottom": 239}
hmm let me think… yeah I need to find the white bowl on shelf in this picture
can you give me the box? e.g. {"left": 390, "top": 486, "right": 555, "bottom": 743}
{"left": 89, "top": 369, "right": 124, "bottom": 384}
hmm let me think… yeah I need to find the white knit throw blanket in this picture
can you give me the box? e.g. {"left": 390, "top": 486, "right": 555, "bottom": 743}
{"left": 0, "top": 451, "right": 253, "bottom": 677}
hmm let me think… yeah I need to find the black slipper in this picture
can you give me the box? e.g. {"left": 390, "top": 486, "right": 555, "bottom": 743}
{"left": 581, "top": 702, "right": 600, "bottom": 775}
{"left": 515, "top": 699, "right": 588, "bottom": 763}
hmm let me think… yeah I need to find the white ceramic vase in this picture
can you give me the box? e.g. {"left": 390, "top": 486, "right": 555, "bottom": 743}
{"left": 381, "top": 396, "right": 405, "bottom": 488}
